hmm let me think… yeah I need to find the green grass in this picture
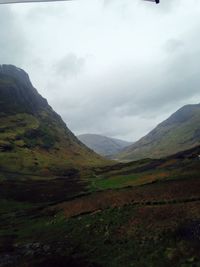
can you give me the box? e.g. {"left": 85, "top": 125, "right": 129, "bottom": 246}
{"left": 88, "top": 151, "right": 200, "bottom": 191}
{"left": 90, "top": 174, "right": 141, "bottom": 190}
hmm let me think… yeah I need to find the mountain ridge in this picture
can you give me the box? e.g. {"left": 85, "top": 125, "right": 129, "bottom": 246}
{"left": 78, "top": 133, "right": 133, "bottom": 156}
{"left": 116, "top": 103, "right": 200, "bottom": 161}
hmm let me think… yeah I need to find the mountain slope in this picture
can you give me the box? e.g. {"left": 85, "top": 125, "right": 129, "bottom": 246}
{"left": 117, "top": 104, "right": 200, "bottom": 161}
{"left": 77, "top": 133, "right": 133, "bottom": 156}
{"left": 0, "top": 65, "right": 105, "bottom": 177}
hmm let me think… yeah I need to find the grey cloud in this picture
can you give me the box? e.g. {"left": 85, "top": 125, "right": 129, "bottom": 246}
{"left": 0, "top": 7, "right": 28, "bottom": 66}
{"left": 56, "top": 42, "right": 200, "bottom": 140}
{"left": 158, "top": 0, "right": 179, "bottom": 13}
{"left": 26, "top": 3, "right": 68, "bottom": 20}
{"left": 1, "top": 0, "right": 200, "bottom": 141}
{"left": 164, "top": 39, "right": 184, "bottom": 53}
{"left": 53, "top": 53, "right": 85, "bottom": 78}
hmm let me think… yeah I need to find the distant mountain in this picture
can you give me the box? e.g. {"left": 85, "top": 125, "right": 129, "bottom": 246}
{"left": 0, "top": 65, "right": 105, "bottom": 177}
{"left": 77, "top": 134, "right": 133, "bottom": 156}
{"left": 117, "top": 104, "right": 200, "bottom": 161}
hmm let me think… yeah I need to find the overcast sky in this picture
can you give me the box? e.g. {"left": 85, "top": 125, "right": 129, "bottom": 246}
{"left": 1, "top": 0, "right": 200, "bottom": 141}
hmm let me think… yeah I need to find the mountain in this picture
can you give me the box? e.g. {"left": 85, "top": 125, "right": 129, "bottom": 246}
{"left": 0, "top": 65, "right": 105, "bottom": 177}
{"left": 117, "top": 104, "right": 200, "bottom": 161}
{"left": 77, "top": 133, "right": 133, "bottom": 156}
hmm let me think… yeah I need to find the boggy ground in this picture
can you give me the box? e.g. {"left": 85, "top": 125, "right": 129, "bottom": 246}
{"left": 0, "top": 146, "right": 200, "bottom": 267}
{"left": 53, "top": 178, "right": 200, "bottom": 218}
{"left": 0, "top": 203, "right": 200, "bottom": 266}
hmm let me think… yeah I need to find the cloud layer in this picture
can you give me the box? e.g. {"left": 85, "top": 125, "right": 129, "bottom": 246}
{"left": 1, "top": 0, "right": 200, "bottom": 141}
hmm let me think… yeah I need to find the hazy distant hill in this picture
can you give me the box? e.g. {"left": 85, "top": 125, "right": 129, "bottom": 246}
{"left": 0, "top": 65, "right": 105, "bottom": 177}
{"left": 117, "top": 104, "right": 200, "bottom": 161}
{"left": 78, "top": 134, "right": 133, "bottom": 156}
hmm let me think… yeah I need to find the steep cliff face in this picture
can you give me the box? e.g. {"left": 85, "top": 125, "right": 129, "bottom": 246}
{"left": 117, "top": 104, "right": 200, "bottom": 161}
{"left": 0, "top": 65, "right": 105, "bottom": 177}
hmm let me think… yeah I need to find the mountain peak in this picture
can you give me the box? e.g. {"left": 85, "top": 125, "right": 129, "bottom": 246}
{"left": 0, "top": 65, "right": 105, "bottom": 176}
{"left": 0, "top": 64, "right": 48, "bottom": 115}
{"left": 0, "top": 64, "right": 31, "bottom": 87}
{"left": 161, "top": 103, "right": 200, "bottom": 126}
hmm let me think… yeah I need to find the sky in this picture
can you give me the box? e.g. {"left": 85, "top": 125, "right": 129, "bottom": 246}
{"left": 1, "top": 0, "right": 200, "bottom": 141}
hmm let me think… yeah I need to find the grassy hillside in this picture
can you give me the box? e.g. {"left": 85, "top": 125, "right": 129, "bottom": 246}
{"left": 117, "top": 104, "right": 200, "bottom": 161}
{"left": 0, "top": 65, "right": 107, "bottom": 179}
{"left": 88, "top": 145, "right": 200, "bottom": 190}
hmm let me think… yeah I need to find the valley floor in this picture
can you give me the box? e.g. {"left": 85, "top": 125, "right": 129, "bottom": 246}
{"left": 0, "top": 146, "right": 200, "bottom": 267}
